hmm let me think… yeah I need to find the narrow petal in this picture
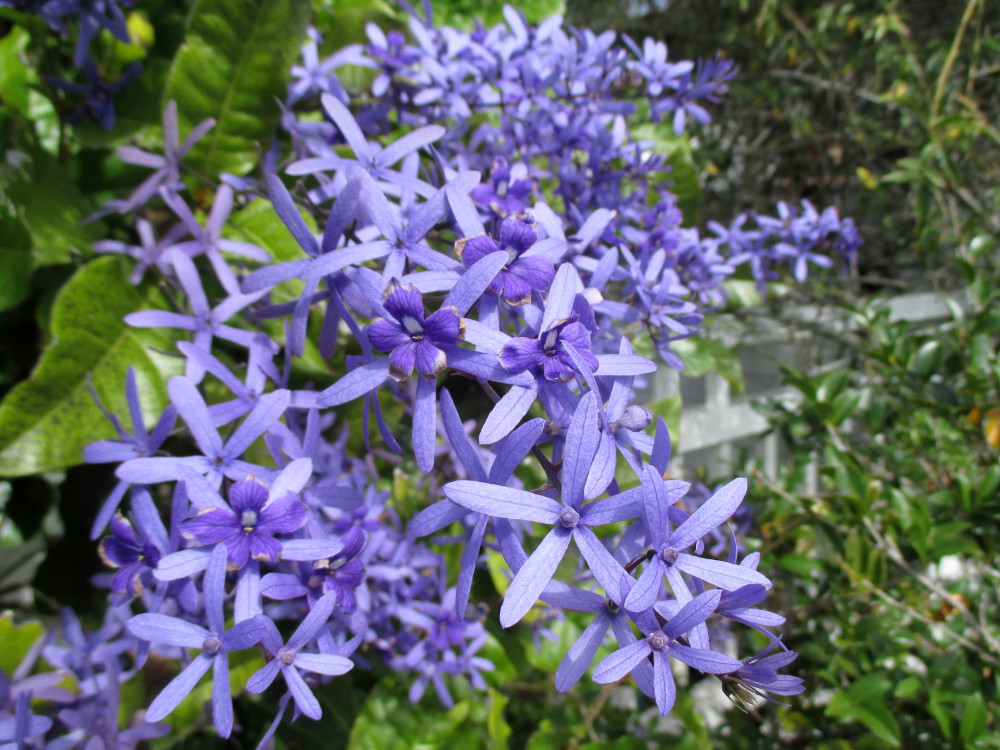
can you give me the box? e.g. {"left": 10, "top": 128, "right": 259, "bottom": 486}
{"left": 146, "top": 654, "right": 214, "bottom": 722}
{"left": 669, "top": 643, "right": 741, "bottom": 674}
{"left": 440, "top": 388, "right": 488, "bottom": 482}
{"left": 663, "top": 589, "right": 722, "bottom": 639}
{"left": 203, "top": 544, "right": 228, "bottom": 635}
{"left": 675, "top": 555, "right": 772, "bottom": 591}
{"left": 154, "top": 549, "right": 211, "bottom": 581}
{"left": 573, "top": 525, "right": 628, "bottom": 603}
{"left": 169, "top": 376, "right": 223, "bottom": 457}
{"left": 593, "top": 353, "right": 658, "bottom": 376}
{"left": 668, "top": 478, "right": 748, "bottom": 551}
{"left": 488, "top": 418, "right": 545, "bottom": 484}
{"left": 584, "top": 432, "right": 617, "bottom": 500}
{"left": 455, "top": 514, "right": 489, "bottom": 617}
{"left": 561, "top": 391, "right": 600, "bottom": 508}
{"left": 127, "top": 613, "right": 210, "bottom": 648}
{"left": 321, "top": 93, "right": 372, "bottom": 161}
{"left": 212, "top": 654, "right": 233, "bottom": 738}
{"left": 285, "top": 665, "right": 322, "bottom": 719}
{"left": 224, "top": 390, "right": 290, "bottom": 458}
{"left": 409, "top": 498, "right": 468, "bottom": 538}
{"left": 293, "top": 653, "right": 354, "bottom": 677}
{"left": 479, "top": 384, "right": 537, "bottom": 444}
{"left": 246, "top": 659, "right": 282, "bottom": 694}
{"left": 500, "top": 527, "right": 572, "bottom": 627}
{"left": 316, "top": 360, "right": 391, "bottom": 407}
{"left": 280, "top": 539, "right": 342, "bottom": 561}
{"left": 267, "top": 174, "right": 320, "bottom": 256}
{"left": 413, "top": 377, "right": 437, "bottom": 471}
{"left": 641, "top": 466, "right": 672, "bottom": 546}
{"left": 442, "top": 251, "right": 507, "bottom": 316}
{"left": 593, "top": 639, "right": 651, "bottom": 684}
{"left": 555, "top": 612, "right": 612, "bottom": 692}
{"left": 444, "top": 481, "right": 561, "bottom": 524}
{"left": 652, "top": 650, "right": 677, "bottom": 715}
{"left": 623, "top": 559, "right": 663, "bottom": 613}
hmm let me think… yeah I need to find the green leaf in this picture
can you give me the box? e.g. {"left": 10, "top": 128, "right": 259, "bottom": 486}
{"left": 0, "top": 26, "right": 33, "bottom": 116}
{"left": 0, "top": 208, "right": 33, "bottom": 311}
{"left": 673, "top": 337, "right": 744, "bottom": 391}
{"left": 486, "top": 689, "right": 511, "bottom": 750}
{"left": 0, "top": 613, "right": 44, "bottom": 675}
{"left": 959, "top": 696, "right": 987, "bottom": 742}
{"left": 826, "top": 674, "right": 901, "bottom": 747}
{"left": 347, "top": 679, "right": 484, "bottom": 750}
{"left": 907, "top": 340, "right": 945, "bottom": 380}
{"left": 164, "top": 0, "right": 310, "bottom": 178}
{"left": 0, "top": 257, "right": 183, "bottom": 476}
{"left": 648, "top": 394, "right": 682, "bottom": 446}
{"left": 5, "top": 143, "right": 102, "bottom": 266}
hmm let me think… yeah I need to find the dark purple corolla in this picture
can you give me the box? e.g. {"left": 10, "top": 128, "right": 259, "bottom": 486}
{"left": 367, "top": 279, "right": 464, "bottom": 380}
{"left": 456, "top": 216, "right": 554, "bottom": 305}
{"left": 469, "top": 158, "right": 534, "bottom": 216}
{"left": 499, "top": 316, "right": 598, "bottom": 381}
{"left": 309, "top": 525, "right": 366, "bottom": 613}
{"left": 99, "top": 512, "right": 163, "bottom": 600}
{"left": 181, "top": 477, "right": 308, "bottom": 568}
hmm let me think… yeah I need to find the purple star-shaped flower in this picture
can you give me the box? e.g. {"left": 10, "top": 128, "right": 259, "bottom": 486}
{"left": 247, "top": 592, "right": 354, "bottom": 720}
{"left": 456, "top": 215, "right": 554, "bottom": 305}
{"left": 444, "top": 392, "right": 640, "bottom": 627}
{"left": 624, "top": 467, "right": 772, "bottom": 648}
{"left": 593, "top": 588, "right": 741, "bottom": 716}
{"left": 127, "top": 545, "right": 269, "bottom": 738}
{"left": 115, "top": 101, "right": 215, "bottom": 212}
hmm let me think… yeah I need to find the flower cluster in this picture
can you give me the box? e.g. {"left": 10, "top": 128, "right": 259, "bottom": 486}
{"left": 60, "top": 5, "right": 839, "bottom": 743}
{"left": 10, "top": 0, "right": 141, "bottom": 129}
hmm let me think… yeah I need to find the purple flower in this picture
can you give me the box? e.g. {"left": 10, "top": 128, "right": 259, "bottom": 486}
{"left": 456, "top": 215, "right": 554, "bottom": 305}
{"left": 84, "top": 366, "right": 178, "bottom": 538}
{"left": 115, "top": 101, "right": 215, "bottom": 212}
{"left": 124, "top": 251, "right": 275, "bottom": 384}
{"left": 247, "top": 592, "right": 354, "bottom": 720}
{"left": 720, "top": 645, "right": 803, "bottom": 710}
{"left": 367, "top": 280, "right": 464, "bottom": 380}
{"left": 469, "top": 158, "right": 533, "bottom": 216}
{"left": 99, "top": 512, "right": 164, "bottom": 600}
{"left": 499, "top": 317, "right": 598, "bottom": 381}
{"left": 593, "top": 589, "right": 741, "bottom": 716}
{"left": 127, "top": 545, "right": 270, "bottom": 738}
{"left": 181, "top": 477, "right": 308, "bottom": 569}
{"left": 309, "top": 525, "right": 366, "bottom": 613}
{"left": 444, "top": 393, "right": 636, "bottom": 627}
{"left": 623, "top": 468, "right": 771, "bottom": 650}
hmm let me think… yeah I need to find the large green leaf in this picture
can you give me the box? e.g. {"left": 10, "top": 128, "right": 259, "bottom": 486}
{"left": 0, "top": 257, "right": 182, "bottom": 476}
{"left": 163, "top": 0, "right": 310, "bottom": 178}
{"left": 5, "top": 140, "right": 102, "bottom": 266}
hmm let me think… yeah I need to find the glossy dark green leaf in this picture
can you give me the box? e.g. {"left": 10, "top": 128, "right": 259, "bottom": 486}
{"left": 164, "top": 0, "right": 310, "bottom": 178}
{"left": 0, "top": 257, "right": 182, "bottom": 476}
